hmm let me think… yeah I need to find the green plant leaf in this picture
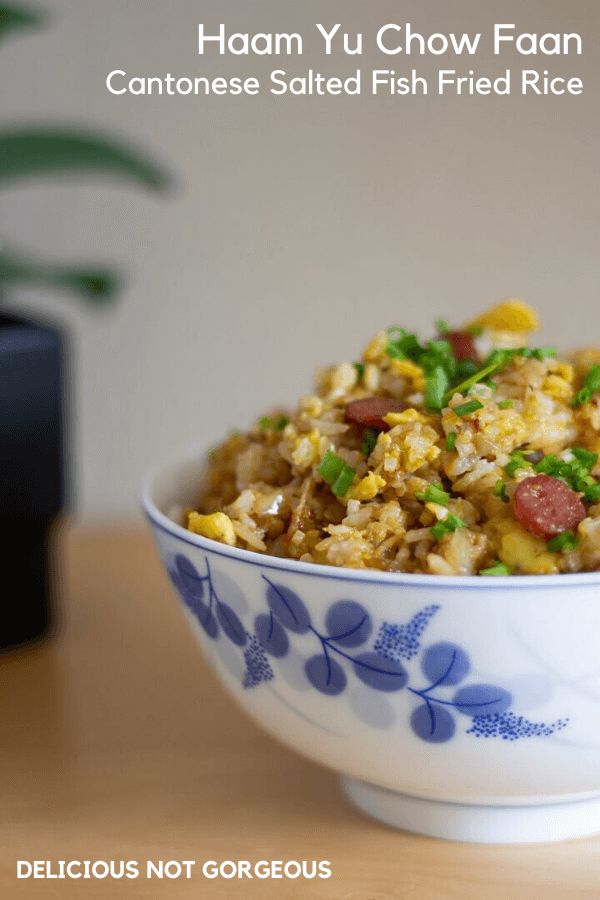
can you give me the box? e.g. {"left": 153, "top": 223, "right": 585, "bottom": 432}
{"left": 0, "top": 4, "right": 43, "bottom": 41}
{"left": 0, "top": 247, "right": 121, "bottom": 304}
{"left": 0, "top": 128, "right": 170, "bottom": 189}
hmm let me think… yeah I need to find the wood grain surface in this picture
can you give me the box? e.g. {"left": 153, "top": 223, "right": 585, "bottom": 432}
{"left": 1, "top": 523, "right": 599, "bottom": 899}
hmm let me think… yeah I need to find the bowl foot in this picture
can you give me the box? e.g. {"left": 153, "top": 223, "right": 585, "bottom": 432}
{"left": 341, "top": 777, "right": 600, "bottom": 844}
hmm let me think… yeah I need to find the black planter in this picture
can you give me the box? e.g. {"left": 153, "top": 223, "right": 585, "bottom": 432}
{"left": 0, "top": 314, "right": 64, "bottom": 649}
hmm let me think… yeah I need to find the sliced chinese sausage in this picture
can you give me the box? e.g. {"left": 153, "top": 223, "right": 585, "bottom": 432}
{"left": 444, "top": 330, "right": 477, "bottom": 361}
{"left": 514, "top": 474, "right": 586, "bottom": 539}
{"left": 344, "top": 397, "right": 407, "bottom": 431}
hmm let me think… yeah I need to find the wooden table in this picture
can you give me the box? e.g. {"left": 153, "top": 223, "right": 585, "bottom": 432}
{"left": 2, "top": 524, "right": 600, "bottom": 899}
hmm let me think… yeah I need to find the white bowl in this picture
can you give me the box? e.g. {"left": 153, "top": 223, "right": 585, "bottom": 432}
{"left": 143, "top": 451, "right": 600, "bottom": 844}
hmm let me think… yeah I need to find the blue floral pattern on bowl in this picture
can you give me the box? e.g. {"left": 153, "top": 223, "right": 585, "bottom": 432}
{"left": 169, "top": 553, "right": 569, "bottom": 745}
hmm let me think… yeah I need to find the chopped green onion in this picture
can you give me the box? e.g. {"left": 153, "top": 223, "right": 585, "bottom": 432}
{"left": 584, "top": 483, "right": 600, "bottom": 504}
{"left": 488, "top": 346, "right": 556, "bottom": 364}
{"left": 453, "top": 399, "right": 484, "bottom": 417}
{"left": 445, "top": 358, "right": 504, "bottom": 403}
{"left": 526, "top": 347, "right": 558, "bottom": 360}
{"left": 446, "top": 431, "right": 457, "bottom": 452}
{"left": 467, "top": 325, "right": 484, "bottom": 337}
{"left": 455, "top": 359, "right": 479, "bottom": 381}
{"left": 353, "top": 362, "right": 365, "bottom": 380}
{"left": 319, "top": 450, "right": 343, "bottom": 482}
{"left": 332, "top": 466, "right": 356, "bottom": 498}
{"left": 494, "top": 480, "right": 509, "bottom": 503}
{"left": 420, "top": 341, "right": 456, "bottom": 381}
{"left": 573, "top": 365, "right": 600, "bottom": 408}
{"left": 505, "top": 451, "right": 532, "bottom": 478}
{"left": 572, "top": 447, "right": 598, "bottom": 470}
{"left": 574, "top": 387, "right": 592, "bottom": 407}
{"left": 534, "top": 454, "right": 566, "bottom": 477}
{"left": 457, "top": 348, "right": 558, "bottom": 399}
{"left": 436, "top": 318, "right": 450, "bottom": 334}
{"left": 386, "top": 327, "right": 423, "bottom": 361}
{"left": 424, "top": 365, "right": 449, "bottom": 411}
{"left": 416, "top": 483, "right": 450, "bottom": 506}
{"left": 498, "top": 399, "right": 513, "bottom": 409}
{"left": 361, "top": 428, "right": 378, "bottom": 457}
{"left": 483, "top": 379, "right": 497, "bottom": 390}
{"left": 426, "top": 339, "right": 453, "bottom": 357}
{"left": 258, "top": 415, "right": 289, "bottom": 431}
{"left": 431, "top": 512, "right": 467, "bottom": 541}
{"left": 480, "top": 562, "right": 511, "bottom": 576}
{"left": 547, "top": 531, "right": 579, "bottom": 553}
{"left": 318, "top": 450, "right": 355, "bottom": 498}
{"left": 531, "top": 448, "right": 600, "bottom": 504}
{"left": 485, "top": 348, "right": 516, "bottom": 369}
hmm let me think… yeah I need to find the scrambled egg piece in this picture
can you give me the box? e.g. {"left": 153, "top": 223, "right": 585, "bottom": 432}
{"left": 383, "top": 423, "right": 442, "bottom": 472}
{"left": 467, "top": 299, "right": 540, "bottom": 334}
{"left": 363, "top": 330, "right": 388, "bottom": 363}
{"left": 347, "top": 471, "right": 386, "bottom": 501}
{"left": 383, "top": 408, "right": 430, "bottom": 427}
{"left": 551, "top": 361, "right": 574, "bottom": 383}
{"left": 543, "top": 374, "right": 573, "bottom": 401}
{"left": 188, "top": 511, "right": 236, "bottom": 546}
{"left": 291, "top": 429, "right": 321, "bottom": 469}
{"left": 389, "top": 359, "right": 425, "bottom": 391}
{"left": 493, "top": 519, "right": 559, "bottom": 574}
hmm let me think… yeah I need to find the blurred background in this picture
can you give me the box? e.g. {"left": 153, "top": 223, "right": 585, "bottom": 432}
{"left": 3, "top": 0, "right": 599, "bottom": 517}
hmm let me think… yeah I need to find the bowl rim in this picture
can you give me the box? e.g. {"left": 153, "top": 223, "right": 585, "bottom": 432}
{"left": 142, "top": 451, "right": 600, "bottom": 592}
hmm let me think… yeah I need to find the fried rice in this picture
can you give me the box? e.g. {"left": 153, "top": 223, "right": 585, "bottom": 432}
{"left": 186, "top": 300, "right": 600, "bottom": 576}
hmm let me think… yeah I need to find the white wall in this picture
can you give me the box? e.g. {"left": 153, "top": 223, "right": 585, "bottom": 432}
{"left": 3, "top": 0, "right": 599, "bottom": 515}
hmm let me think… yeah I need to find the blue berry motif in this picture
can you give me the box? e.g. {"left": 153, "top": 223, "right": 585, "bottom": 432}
{"left": 242, "top": 634, "right": 273, "bottom": 688}
{"left": 467, "top": 712, "right": 568, "bottom": 740}
{"left": 374, "top": 605, "right": 440, "bottom": 661}
{"left": 168, "top": 555, "right": 569, "bottom": 744}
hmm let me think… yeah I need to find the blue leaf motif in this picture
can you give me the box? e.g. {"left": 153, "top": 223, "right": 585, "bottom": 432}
{"left": 168, "top": 568, "right": 183, "bottom": 592}
{"left": 243, "top": 634, "right": 274, "bottom": 688}
{"left": 175, "top": 554, "right": 205, "bottom": 598}
{"left": 374, "top": 605, "right": 439, "bottom": 662}
{"left": 255, "top": 612, "right": 289, "bottom": 658}
{"left": 210, "top": 568, "right": 248, "bottom": 615}
{"left": 216, "top": 602, "right": 247, "bottom": 646}
{"left": 265, "top": 580, "right": 311, "bottom": 634}
{"left": 353, "top": 652, "right": 408, "bottom": 692}
{"left": 169, "top": 569, "right": 193, "bottom": 607}
{"left": 410, "top": 703, "right": 456, "bottom": 743}
{"left": 325, "top": 600, "right": 372, "bottom": 648}
{"left": 454, "top": 684, "right": 512, "bottom": 717}
{"left": 422, "top": 642, "right": 470, "bottom": 687}
{"left": 197, "top": 601, "right": 218, "bottom": 639}
{"left": 171, "top": 568, "right": 216, "bottom": 638}
{"left": 305, "top": 654, "right": 346, "bottom": 695}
